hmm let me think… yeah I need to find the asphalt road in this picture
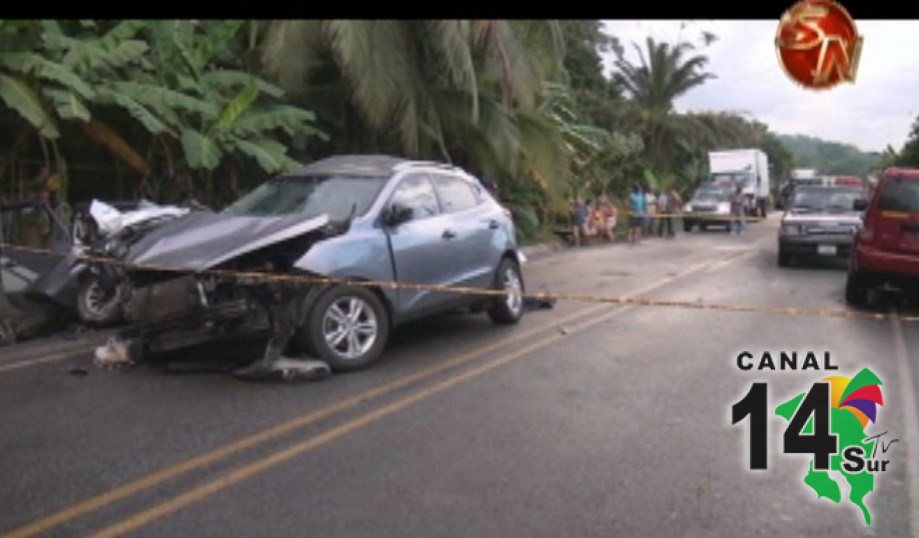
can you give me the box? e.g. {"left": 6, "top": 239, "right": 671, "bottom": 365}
{"left": 1, "top": 215, "right": 918, "bottom": 537}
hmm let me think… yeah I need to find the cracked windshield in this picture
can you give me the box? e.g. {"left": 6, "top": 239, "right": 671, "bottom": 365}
{"left": 2, "top": 15, "right": 919, "bottom": 538}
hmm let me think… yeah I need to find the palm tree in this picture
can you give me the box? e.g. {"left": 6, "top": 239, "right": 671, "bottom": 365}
{"left": 610, "top": 37, "right": 717, "bottom": 184}
{"left": 613, "top": 37, "right": 713, "bottom": 115}
{"left": 256, "top": 20, "right": 567, "bottom": 184}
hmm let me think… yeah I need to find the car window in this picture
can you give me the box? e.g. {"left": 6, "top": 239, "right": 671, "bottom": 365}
{"left": 389, "top": 175, "right": 440, "bottom": 221}
{"left": 791, "top": 188, "right": 864, "bottom": 212}
{"left": 223, "top": 175, "right": 383, "bottom": 220}
{"left": 432, "top": 175, "right": 479, "bottom": 213}
{"left": 879, "top": 178, "right": 919, "bottom": 213}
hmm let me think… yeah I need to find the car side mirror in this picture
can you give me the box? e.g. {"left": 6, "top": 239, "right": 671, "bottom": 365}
{"left": 853, "top": 199, "right": 868, "bottom": 211}
{"left": 385, "top": 203, "right": 413, "bottom": 226}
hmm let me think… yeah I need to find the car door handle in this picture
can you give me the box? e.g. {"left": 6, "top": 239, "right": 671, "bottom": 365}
{"left": 442, "top": 229, "right": 456, "bottom": 239}
{"left": 488, "top": 220, "right": 500, "bottom": 229}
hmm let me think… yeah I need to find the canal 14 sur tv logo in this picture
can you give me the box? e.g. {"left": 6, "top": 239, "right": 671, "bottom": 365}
{"left": 731, "top": 351, "right": 897, "bottom": 525}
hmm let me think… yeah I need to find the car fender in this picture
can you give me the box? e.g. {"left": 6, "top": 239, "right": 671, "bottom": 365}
{"left": 291, "top": 227, "right": 397, "bottom": 307}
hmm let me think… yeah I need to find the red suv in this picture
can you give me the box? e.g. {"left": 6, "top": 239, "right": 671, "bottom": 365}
{"left": 846, "top": 167, "right": 919, "bottom": 305}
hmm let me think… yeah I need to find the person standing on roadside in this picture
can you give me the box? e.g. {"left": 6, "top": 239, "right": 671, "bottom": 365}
{"left": 666, "top": 188, "right": 682, "bottom": 238}
{"left": 656, "top": 189, "right": 669, "bottom": 237}
{"left": 628, "top": 184, "right": 646, "bottom": 244}
{"left": 644, "top": 187, "right": 657, "bottom": 237}
{"left": 570, "top": 197, "right": 587, "bottom": 246}
{"left": 730, "top": 186, "right": 747, "bottom": 235}
{"left": 597, "top": 193, "right": 618, "bottom": 241}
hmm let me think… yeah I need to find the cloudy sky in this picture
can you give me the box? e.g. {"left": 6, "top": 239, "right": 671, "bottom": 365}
{"left": 601, "top": 20, "right": 919, "bottom": 153}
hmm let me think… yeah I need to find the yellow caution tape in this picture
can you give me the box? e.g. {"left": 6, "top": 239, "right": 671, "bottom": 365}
{"left": 2, "top": 242, "right": 914, "bottom": 323}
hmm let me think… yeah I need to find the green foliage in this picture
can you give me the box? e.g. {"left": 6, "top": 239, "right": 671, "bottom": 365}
{"left": 891, "top": 115, "right": 919, "bottom": 169}
{"left": 0, "top": 18, "right": 325, "bottom": 201}
{"left": 778, "top": 134, "right": 880, "bottom": 177}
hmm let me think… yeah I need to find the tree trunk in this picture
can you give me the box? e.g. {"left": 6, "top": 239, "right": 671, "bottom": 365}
{"left": 82, "top": 120, "right": 150, "bottom": 176}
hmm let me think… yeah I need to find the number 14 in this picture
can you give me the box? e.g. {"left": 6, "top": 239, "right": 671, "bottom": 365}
{"left": 732, "top": 382, "right": 838, "bottom": 470}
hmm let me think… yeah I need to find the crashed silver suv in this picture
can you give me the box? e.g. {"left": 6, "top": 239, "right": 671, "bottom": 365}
{"left": 113, "top": 155, "right": 525, "bottom": 373}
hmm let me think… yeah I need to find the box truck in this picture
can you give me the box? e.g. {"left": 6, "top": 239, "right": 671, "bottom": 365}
{"left": 708, "top": 149, "right": 771, "bottom": 217}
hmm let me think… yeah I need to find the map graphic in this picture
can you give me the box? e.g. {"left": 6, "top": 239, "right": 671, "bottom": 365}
{"left": 775, "top": 368, "right": 883, "bottom": 525}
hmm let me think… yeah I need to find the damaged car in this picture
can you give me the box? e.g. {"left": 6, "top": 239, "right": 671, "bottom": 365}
{"left": 109, "top": 155, "right": 525, "bottom": 375}
{"left": 73, "top": 199, "right": 191, "bottom": 325}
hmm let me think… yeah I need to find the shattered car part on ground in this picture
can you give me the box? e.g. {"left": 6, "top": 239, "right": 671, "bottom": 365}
{"left": 103, "top": 155, "right": 526, "bottom": 378}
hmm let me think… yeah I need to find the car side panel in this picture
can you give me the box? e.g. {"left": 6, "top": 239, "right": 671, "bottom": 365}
{"left": 291, "top": 224, "right": 397, "bottom": 307}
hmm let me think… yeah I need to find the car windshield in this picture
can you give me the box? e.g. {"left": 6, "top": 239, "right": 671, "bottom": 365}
{"left": 694, "top": 185, "right": 730, "bottom": 200}
{"left": 711, "top": 172, "right": 750, "bottom": 186}
{"left": 878, "top": 177, "right": 919, "bottom": 212}
{"left": 791, "top": 188, "right": 864, "bottom": 212}
{"left": 223, "top": 175, "right": 383, "bottom": 220}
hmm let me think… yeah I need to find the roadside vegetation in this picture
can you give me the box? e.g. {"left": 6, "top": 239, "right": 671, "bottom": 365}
{"left": 2, "top": 19, "right": 802, "bottom": 240}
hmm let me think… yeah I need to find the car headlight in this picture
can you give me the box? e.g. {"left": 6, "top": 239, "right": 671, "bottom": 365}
{"left": 683, "top": 203, "right": 692, "bottom": 212}
{"left": 716, "top": 202, "right": 730, "bottom": 214}
{"left": 781, "top": 223, "right": 801, "bottom": 236}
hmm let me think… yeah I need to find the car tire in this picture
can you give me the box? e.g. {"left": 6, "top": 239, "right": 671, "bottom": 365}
{"left": 76, "top": 278, "right": 124, "bottom": 326}
{"left": 305, "top": 285, "right": 389, "bottom": 372}
{"left": 845, "top": 272, "right": 869, "bottom": 307}
{"left": 487, "top": 258, "right": 525, "bottom": 325}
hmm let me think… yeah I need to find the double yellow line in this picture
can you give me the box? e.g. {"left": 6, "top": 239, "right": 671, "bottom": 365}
{"left": 2, "top": 249, "right": 752, "bottom": 538}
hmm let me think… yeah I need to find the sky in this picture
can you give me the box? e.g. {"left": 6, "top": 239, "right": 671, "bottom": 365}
{"left": 601, "top": 20, "right": 919, "bottom": 153}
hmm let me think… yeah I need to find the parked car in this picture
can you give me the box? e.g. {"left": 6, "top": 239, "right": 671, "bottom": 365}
{"left": 114, "top": 155, "right": 525, "bottom": 371}
{"left": 682, "top": 184, "right": 735, "bottom": 232}
{"left": 846, "top": 167, "right": 919, "bottom": 305}
{"left": 777, "top": 186, "right": 866, "bottom": 267}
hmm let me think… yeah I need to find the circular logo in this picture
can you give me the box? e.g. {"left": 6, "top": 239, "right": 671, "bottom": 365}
{"left": 775, "top": 0, "right": 863, "bottom": 90}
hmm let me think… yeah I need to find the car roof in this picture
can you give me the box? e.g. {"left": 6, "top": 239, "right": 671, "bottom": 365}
{"left": 883, "top": 167, "right": 919, "bottom": 180}
{"left": 278, "top": 155, "right": 471, "bottom": 180}
{"left": 279, "top": 155, "right": 409, "bottom": 178}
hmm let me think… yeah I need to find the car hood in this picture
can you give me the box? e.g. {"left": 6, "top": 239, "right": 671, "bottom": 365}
{"left": 782, "top": 212, "right": 862, "bottom": 225}
{"left": 125, "top": 211, "right": 330, "bottom": 272}
{"left": 690, "top": 197, "right": 728, "bottom": 205}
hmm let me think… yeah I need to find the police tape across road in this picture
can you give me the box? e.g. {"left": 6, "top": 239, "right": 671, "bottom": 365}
{"left": 2, "top": 240, "right": 917, "bottom": 325}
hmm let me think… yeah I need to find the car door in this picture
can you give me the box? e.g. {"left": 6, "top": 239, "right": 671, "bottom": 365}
{"left": 384, "top": 173, "right": 462, "bottom": 315}
{"left": 430, "top": 174, "right": 495, "bottom": 289}
{"left": 1, "top": 202, "right": 73, "bottom": 294}
{"left": 875, "top": 176, "right": 919, "bottom": 255}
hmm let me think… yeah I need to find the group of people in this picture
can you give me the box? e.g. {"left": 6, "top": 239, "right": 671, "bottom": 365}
{"left": 568, "top": 186, "right": 685, "bottom": 246}
{"left": 568, "top": 194, "right": 618, "bottom": 246}
{"left": 626, "top": 185, "right": 684, "bottom": 243}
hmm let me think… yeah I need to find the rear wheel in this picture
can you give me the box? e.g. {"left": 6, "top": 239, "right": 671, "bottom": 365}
{"left": 306, "top": 286, "right": 389, "bottom": 372}
{"left": 845, "top": 272, "right": 869, "bottom": 306}
{"left": 487, "top": 258, "right": 524, "bottom": 325}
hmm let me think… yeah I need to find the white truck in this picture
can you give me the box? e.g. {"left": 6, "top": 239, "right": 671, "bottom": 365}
{"left": 708, "top": 149, "right": 771, "bottom": 217}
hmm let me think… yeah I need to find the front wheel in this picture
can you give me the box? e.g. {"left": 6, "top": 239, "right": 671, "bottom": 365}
{"left": 76, "top": 278, "right": 125, "bottom": 326}
{"left": 487, "top": 258, "right": 524, "bottom": 325}
{"left": 305, "top": 286, "right": 389, "bottom": 372}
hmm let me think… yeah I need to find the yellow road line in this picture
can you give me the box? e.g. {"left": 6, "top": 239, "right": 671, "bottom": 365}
{"left": 87, "top": 303, "right": 635, "bottom": 538}
{"left": 0, "top": 250, "right": 742, "bottom": 538}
